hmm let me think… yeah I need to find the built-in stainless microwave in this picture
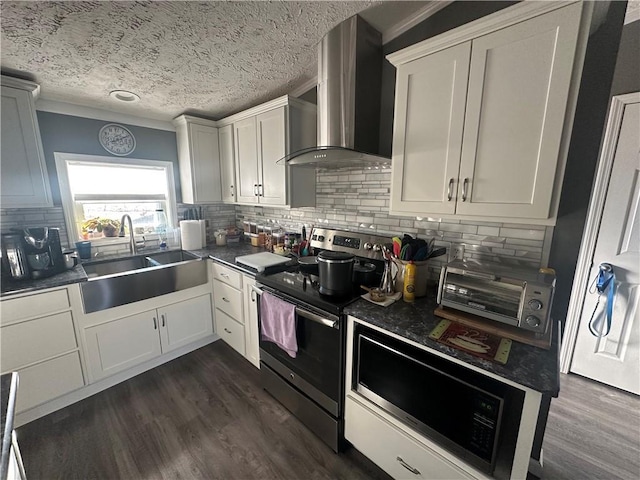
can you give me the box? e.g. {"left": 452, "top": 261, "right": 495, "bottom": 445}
{"left": 353, "top": 324, "right": 525, "bottom": 478}
{"left": 438, "top": 259, "right": 556, "bottom": 334}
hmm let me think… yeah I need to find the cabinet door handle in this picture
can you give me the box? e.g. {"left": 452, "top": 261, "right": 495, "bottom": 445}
{"left": 462, "top": 178, "right": 469, "bottom": 202}
{"left": 254, "top": 184, "right": 258, "bottom": 196}
{"left": 258, "top": 184, "right": 263, "bottom": 196}
{"left": 224, "top": 327, "right": 232, "bottom": 334}
{"left": 153, "top": 317, "right": 157, "bottom": 330}
{"left": 396, "top": 456, "right": 421, "bottom": 475}
{"left": 161, "top": 314, "right": 166, "bottom": 327}
{"left": 251, "top": 290, "right": 256, "bottom": 302}
{"left": 447, "top": 178, "right": 454, "bottom": 201}
{"left": 222, "top": 297, "right": 230, "bottom": 302}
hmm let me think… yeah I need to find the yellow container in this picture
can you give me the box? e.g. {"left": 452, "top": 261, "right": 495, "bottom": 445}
{"left": 403, "top": 262, "right": 416, "bottom": 303}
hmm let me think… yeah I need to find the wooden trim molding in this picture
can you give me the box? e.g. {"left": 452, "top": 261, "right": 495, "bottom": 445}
{"left": 560, "top": 92, "right": 640, "bottom": 373}
{"left": 381, "top": 1, "right": 453, "bottom": 44}
{"left": 387, "top": 1, "right": 578, "bottom": 66}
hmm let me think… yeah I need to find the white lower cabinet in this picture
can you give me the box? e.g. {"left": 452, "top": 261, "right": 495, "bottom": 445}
{"left": 242, "top": 275, "right": 260, "bottom": 368}
{"left": 0, "top": 286, "right": 85, "bottom": 414}
{"left": 216, "top": 309, "right": 246, "bottom": 356}
{"left": 84, "top": 294, "right": 213, "bottom": 381}
{"left": 211, "top": 262, "right": 260, "bottom": 368}
{"left": 345, "top": 395, "right": 475, "bottom": 480}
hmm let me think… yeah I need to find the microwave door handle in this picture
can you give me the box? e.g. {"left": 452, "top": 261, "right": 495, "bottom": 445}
{"left": 295, "top": 307, "right": 337, "bottom": 329}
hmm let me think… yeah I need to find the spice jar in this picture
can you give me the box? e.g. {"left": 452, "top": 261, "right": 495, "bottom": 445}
{"left": 214, "top": 229, "right": 227, "bottom": 246}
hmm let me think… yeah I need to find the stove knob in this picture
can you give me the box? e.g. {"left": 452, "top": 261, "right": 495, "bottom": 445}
{"left": 363, "top": 242, "right": 373, "bottom": 250}
{"left": 528, "top": 299, "right": 543, "bottom": 310}
{"left": 372, "top": 244, "right": 382, "bottom": 252}
{"left": 525, "top": 315, "right": 541, "bottom": 328}
{"left": 317, "top": 235, "right": 325, "bottom": 242}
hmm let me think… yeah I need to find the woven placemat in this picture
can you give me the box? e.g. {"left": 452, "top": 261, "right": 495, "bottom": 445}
{"left": 429, "top": 319, "right": 512, "bottom": 364}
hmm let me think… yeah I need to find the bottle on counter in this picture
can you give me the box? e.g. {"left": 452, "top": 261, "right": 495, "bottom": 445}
{"left": 403, "top": 261, "right": 416, "bottom": 303}
{"left": 154, "top": 209, "right": 168, "bottom": 249}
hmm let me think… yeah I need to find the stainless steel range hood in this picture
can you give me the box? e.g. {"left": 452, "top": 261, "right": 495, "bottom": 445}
{"left": 278, "top": 15, "right": 390, "bottom": 169}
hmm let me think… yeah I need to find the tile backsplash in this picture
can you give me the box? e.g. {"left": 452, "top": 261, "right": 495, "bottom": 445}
{"left": 1, "top": 168, "right": 553, "bottom": 280}
{"left": 236, "top": 168, "right": 554, "bottom": 281}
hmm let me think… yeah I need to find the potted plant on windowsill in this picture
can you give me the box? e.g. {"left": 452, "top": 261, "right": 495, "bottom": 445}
{"left": 82, "top": 218, "right": 121, "bottom": 238}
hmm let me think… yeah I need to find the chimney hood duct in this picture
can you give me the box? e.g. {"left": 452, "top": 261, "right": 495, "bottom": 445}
{"left": 278, "top": 15, "right": 390, "bottom": 169}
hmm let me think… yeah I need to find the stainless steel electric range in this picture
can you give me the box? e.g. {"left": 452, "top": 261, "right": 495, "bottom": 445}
{"left": 255, "top": 227, "right": 390, "bottom": 452}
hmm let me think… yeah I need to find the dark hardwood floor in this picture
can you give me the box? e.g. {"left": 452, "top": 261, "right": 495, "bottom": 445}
{"left": 18, "top": 341, "right": 390, "bottom": 480}
{"left": 18, "top": 341, "right": 640, "bottom": 479}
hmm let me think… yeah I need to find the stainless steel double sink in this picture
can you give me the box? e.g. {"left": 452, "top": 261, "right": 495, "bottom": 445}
{"left": 81, "top": 250, "right": 208, "bottom": 313}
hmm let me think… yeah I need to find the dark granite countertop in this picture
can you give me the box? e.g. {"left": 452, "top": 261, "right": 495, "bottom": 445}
{"left": 0, "top": 243, "right": 269, "bottom": 298}
{"left": 344, "top": 294, "right": 560, "bottom": 396}
{"left": 1, "top": 264, "right": 88, "bottom": 297}
{"left": 0, "top": 373, "right": 18, "bottom": 480}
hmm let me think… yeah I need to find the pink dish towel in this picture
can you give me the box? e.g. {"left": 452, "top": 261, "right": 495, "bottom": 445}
{"left": 260, "top": 291, "right": 298, "bottom": 358}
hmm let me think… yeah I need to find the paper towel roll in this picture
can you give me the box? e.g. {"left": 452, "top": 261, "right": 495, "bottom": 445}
{"left": 198, "top": 219, "right": 207, "bottom": 247}
{"left": 180, "top": 220, "right": 202, "bottom": 250}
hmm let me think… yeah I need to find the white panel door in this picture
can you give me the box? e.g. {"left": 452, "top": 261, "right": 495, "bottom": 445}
{"left": 234, "top": 116, "right": 259, "bottom": 204}
{"left": 257, "top": 107, "right": 287, "bottom": 206}
{"left": 457, "top": 3, "right": 581, "bottom": 218}
{"left": 0, "top": 86, "right": 52, "bottom": 207}
{"left": 390, "top": 42, "right": 470, "bottom": 215}
{"left": 158, "top": 294, "right": 214, "bottom": 353}
{"left": 219, "top": 124, "right": 236, "bottom": 203}
{"left": 571, "top": 98, "right": 640, "bottom": 394}
{"left": 84, "top": 310, "right": 161, "bottom": 381}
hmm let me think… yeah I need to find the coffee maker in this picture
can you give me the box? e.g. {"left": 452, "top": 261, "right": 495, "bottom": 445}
{"left": 22, "top": 227, "right": 65, "bottom": 279}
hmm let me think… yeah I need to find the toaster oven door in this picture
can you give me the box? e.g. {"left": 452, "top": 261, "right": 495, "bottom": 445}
{"left": 440, "top": 270, "right": 524, "bottom": 325}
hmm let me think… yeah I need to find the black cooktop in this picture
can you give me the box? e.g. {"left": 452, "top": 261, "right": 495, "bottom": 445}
{"left": 256, "top": 265, "right": 365, "bottom": 316}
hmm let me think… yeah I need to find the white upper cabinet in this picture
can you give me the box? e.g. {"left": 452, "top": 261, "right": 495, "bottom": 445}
{"left": 225, "top": 95, "right": 316, "bottom": 208}
{"left": 218, "top": 124, "right": 236, "bottom": 203}
{"left": 390, "top": 42, "right": 470, "bottom": 215}
{"left": 1, "top": 77, "right": 53, "bottom": 208}
{"left": 388, "top": 2, "right": 586, "bottom": 224}
{"left": 234, "top": 116, "right": 260, "bottom": 204}
{"left": 173, "top": 115, "right": 222, "bottom": 204}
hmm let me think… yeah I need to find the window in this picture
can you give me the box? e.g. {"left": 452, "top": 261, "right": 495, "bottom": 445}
{"left": 55, "top": 153, "right": 177, "bottom": 242}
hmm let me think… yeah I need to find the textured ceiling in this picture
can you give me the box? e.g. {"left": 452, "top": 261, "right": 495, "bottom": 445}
{"left": 1, "top": 1, "right": 382, "bottom": 121}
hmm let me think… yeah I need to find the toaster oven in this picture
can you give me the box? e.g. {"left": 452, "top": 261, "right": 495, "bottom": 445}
{"left": 437, "top": 260, "right": 555, "bottom": 334}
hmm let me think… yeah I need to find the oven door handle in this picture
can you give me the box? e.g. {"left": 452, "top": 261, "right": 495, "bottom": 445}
{"left": 295, "top": 307, "right": 337, "bottom": 329}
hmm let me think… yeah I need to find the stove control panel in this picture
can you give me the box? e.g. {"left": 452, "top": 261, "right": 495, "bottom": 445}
{"left": 310, "top": 227, "right": 389, "bottom": 261}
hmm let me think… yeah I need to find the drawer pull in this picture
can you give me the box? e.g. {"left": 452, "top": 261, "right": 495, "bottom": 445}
{"left": 396, "top": 456, "right": 421, "bottom": 475}
{"left": 220, "top": 273, "right": 229, "bottom": 278}
{"left": 224, "top": 328, "right": 232, "bottom": 334}
{"left": 222, "top": 297, "right": 230, "bottom": 302}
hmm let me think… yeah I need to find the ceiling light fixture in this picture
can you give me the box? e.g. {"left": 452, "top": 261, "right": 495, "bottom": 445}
{"left": 109, "top": 90, "right": 140, "bottom": 103}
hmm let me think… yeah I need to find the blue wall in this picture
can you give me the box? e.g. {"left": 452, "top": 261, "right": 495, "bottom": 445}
{"left": 36, "top": 112, "right": 180, "bottom": 205}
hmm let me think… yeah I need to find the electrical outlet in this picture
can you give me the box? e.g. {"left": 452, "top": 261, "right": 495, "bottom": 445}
{"left": 449, "top": 244, "right": 465, "bottom": 262}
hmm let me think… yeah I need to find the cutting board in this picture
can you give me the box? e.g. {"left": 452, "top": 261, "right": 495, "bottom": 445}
{"left": 235, "top": 252, "right": 291, "bottom": 272}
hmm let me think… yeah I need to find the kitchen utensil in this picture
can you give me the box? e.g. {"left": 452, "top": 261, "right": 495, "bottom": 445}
{"left": 301, "top": 225, "right": 309, "bottom": 256}
{"left": 428, "top": 247, "right": 447, "bottom": 259}
{"left": 317, "top": 251, "right": 355, "bottom": 296}
{"left": 414, "top": 245, "right": 429, "bottom": 261}
{"left": 380, "top": 255, "right": 397, "bottom": 295}
{"left": 392, "top": 237, "right": 402, "bottom": 257}
{"left": 62, "top": 250, "right": 77, "bottom": 270}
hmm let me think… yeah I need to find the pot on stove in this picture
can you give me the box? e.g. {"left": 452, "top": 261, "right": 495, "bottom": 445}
{"left": 317, "top": 251, "right": 354, "bottom": 296}
{"left": 352, "top": 261, "right": 377, "bottom": 287}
